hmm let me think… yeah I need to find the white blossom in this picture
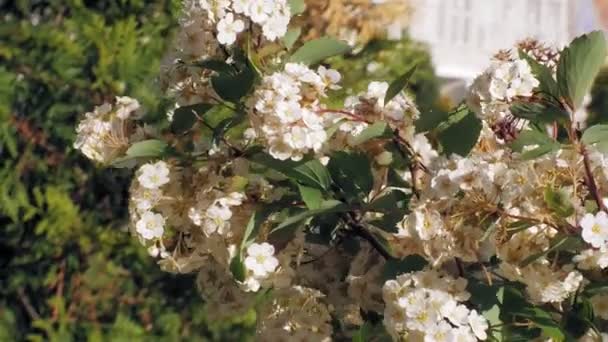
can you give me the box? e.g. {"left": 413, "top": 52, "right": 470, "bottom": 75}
{"left": 137, "top": 161, "right": 170, "bottom": 189}
{"left": 136, "top": 211, "right": 165, "bottom": 240}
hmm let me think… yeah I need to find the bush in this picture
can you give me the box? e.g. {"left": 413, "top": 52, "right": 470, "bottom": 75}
{"left": 0, "top": 1, "right": 253, "bottom": 340}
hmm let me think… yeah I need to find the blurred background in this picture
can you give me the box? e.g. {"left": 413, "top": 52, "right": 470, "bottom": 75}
{"left": 0, "top": 0, "right": 606, "bottom": 340}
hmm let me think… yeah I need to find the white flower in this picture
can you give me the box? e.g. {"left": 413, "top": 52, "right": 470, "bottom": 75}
{"left": 411, "top": 134, "right": 438, "bottom": 164}
{"left": 489, "top": 59, "right": 539, "bottom": 101}
{"left": 580, "top": 212, "right": 608, "bottom": 248}
{"left": 136, "top": 211, "right": 165, "bottom": 240}
{"left": 367, "top": 81, "right": 389, "bottom": 103}
{"left": 261, "top": 14, "right": 289, "bottom": 41}
{"left": 115, "top": 96, "right": 141, "bottom": 119}
{"left": 217, "top": 13, "right": 245, "bottom": 45}
{"left": 137, "top": 161, "right": 170, "bottom": 189}
{"left": 317, "top": 65, "right": 342, "bottom": 90}
{"left": 467, "top": 310, "right": 488, "bottom": 340}
{"left": 231, "top": 0, "right": 250, "bottom": 14}
{"left": 244, "top": 242, "right": 279, "bottom": 277}
{"left": 248, "top": 0, "right": 273, "bottom": 23}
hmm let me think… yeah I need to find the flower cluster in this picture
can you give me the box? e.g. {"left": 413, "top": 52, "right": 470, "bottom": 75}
{"left": 383, "top": 269, "right": 487, "bottom": 341}
{"left": 249, "top": 63, "right": 343, "bottom": 160}
{"left": 467, "top": 41, "right": 549, "bottom": 126}
{"left": 74, "top": 3, "right": 608, "bottom": 339}
{"left": 73, "top": 96, "right": 145, "bottom": 164}
{"left": 199, "top": 0, "right": 290, "bottom": 45}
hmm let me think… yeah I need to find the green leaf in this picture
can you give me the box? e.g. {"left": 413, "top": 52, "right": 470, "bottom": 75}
{"left": 125, "top": 139, "right": 168, "bottom": 158}
{"left": 582, "top": 124, "right": 608, "bottom": 145}
{"left": 211, "top": 112, "right": 245, "bottom": 147}
{"left": 384, "top": 65, "right": 417, "bottom": 105}
{"left": 170, "top": 103, "right": 212, "bottom": 134}
{"left": 467, "top": 281, "right": 504, "bottom": 341}
{"left": 297, "top": 184, "right": 323, "bottom": 210}
{"left": 327, "top": 151, "right": 373, "bottom": 201}
{"left": 543, "top": 187, "right": 575, "bottom": 217}
{"left": 517, "top": 307, "right": 566, "bottom": 342}
{"left": 565, "top": 297, "right": 597, "bottom": 339}
{"left": 583, "top": 282, "right": 608, "bottom": 297}
{"left": 229, "top": 253, "right": 246, "bottom": 282}
{"left": 510, "top": 101, "right": 569, "bottom": 123}
{"left": 510, "top": 129, "right": 555, "bottom": 152}
{"left": 350, "top": 121, "right": 392, "bottom": 146}
{"left": 282, "top": 27, "right": 301, "bottom": 50}
{"left": 437, "top": 108, "right": 482, "bottom": 156}
{"left": 367, "top": 190, "right": 410, "bottom": 213}
{"left": 520, "top": 235, "right": 583, "bottom": 267}
{"left": 352, "top": 322, "right": 372, "bottom": 342}
{"left": 415, "top": 109, "right": 448, "bottom": 133}
{"left": 211, "top": 54, "right": 255, "bottom": 102}
{"left": 251, "top": 153, "right": 332, "bottom": 190}
{"left": 272, "top": 200, "right": 350, "bottom": 232}
{"left": 288, "top": 0, "right": 306, "bottom": 15}
{"left": 289, "top": 37, "right": 351, "bottom": 65}
{"left": 518, "top": 50, "right": 559, "bottom": 97}
{"left": 520, "top": 143, "right": 560, "bottom": 160}
{"left": 241, "top": 211, "right": 262, "bottom": 250}
{"left": 557, "top": 31, "right": 608, "bottom": 110}
{"left": 381, "top": 255, "right": 427, "bottom": 281}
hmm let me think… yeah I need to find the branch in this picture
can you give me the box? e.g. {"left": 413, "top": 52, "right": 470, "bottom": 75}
{"left": 349, "top": 220, "right": 392, "bottom": 259}
{"left": 17, "top": 287, "right": 40, "bottom": 321}
{"left": 581, "top": 144, "right": 608, "bottom": 213}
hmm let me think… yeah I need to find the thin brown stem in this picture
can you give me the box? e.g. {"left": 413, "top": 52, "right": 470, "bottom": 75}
{"left": 581, "top": 144, "right": 608, "bottom": 213}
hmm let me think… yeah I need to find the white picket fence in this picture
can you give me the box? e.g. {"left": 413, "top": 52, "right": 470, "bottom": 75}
{"left": 409, "top": 0, "right": 578, "bottom": 80}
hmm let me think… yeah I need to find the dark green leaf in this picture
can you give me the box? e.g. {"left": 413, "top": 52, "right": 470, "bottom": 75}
{"left": 297, "top": 184, "right": 323, "bottom": 210}
{"left": 583, "top": 282, "right": 608, "bottom": 297}
{"left": 210, "top": 55, "right": 255, "bottom": 102}
{"left": 350, "top": 121, "right": 392, "bottom": 146}
{"left": 367, "top": 190, "right": 410, "bottom": 213}
{"left": 467, "top": 281, "right": 504, "bottom": 340}
{"left": 251, "top": 153, "right": 332, "bottom": 190}
{"left": 272, "top": 200, "right": 350, "bottom": 232}
{"left": 415, "top": 109, "right": 448, "bottom": 133}
{"left": 565, "top": 297, "right": 596, "bottom": 338}
{"left": 170, "top": 103, "right": 212, "bottom": 134}
{"left": 517, "top": 307, "right": 566, "bottom": 342}
{"left": 289, "top": 37, "right": 351, "bottom": 65}
{"left": 327, "top": 151, "right": 373, "bottom": 201}
{"left": 229, "top": 254, "right": 246, "bottom": 282}
{"left": 382, "top": 255, "right": 427, "bottom": 281}
{"left": 437, "top": 108, "right": 482, "bottom": 156}
{"left": 211, "top": 112, "right": 245, "bottom": 147}
{"left": 518, "top": 50, "right": 559, "bottom": 97}
{"left": 384, "top": 65, "right": 417, "bottom": 105}
{"left": 557, "top": 31, "right": 608, "bottom": 110}
{"left": 510, "top": 101, "right": 569, "bottom": 123}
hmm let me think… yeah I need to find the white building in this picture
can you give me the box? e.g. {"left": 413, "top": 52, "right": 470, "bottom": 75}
{"left": 409, "top": 0, "right": 602, "bottom": 81}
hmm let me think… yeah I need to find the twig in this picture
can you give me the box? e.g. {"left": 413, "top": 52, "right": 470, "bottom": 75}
{"left": 581, "top": 144, "right": 608, "bottom": 213}
{"left": 349, "top": 221, "right": 392, "bottom": 259}
{"left": 17, "top": 287, "right": 40, "bottom": 320}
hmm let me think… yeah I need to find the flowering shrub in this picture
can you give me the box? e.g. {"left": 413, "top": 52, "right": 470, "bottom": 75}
{"left": 75, "top": 0, "right": 608, "bottom": 340}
